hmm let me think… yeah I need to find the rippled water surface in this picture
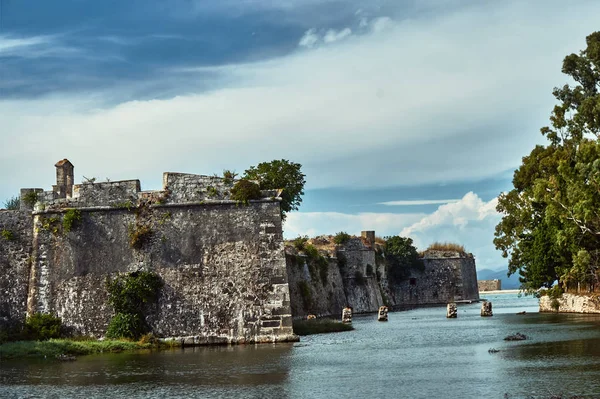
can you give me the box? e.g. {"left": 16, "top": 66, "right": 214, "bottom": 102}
{"left": 2, "top": 293, "right": 600, "bottom": 399}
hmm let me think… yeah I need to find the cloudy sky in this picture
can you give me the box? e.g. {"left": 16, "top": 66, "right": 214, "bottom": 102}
{"left": 1, "top": 0, "right": 599, "bottom": 271}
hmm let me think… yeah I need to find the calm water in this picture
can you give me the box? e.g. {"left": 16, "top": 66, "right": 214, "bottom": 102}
{"left": 2, "top": 293, "right": 600, "bottom": 399}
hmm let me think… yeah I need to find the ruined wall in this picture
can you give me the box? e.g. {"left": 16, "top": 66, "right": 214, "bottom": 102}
{"left": 27, "top": 200, "right": 295, "bottom": 343}
{"left": 388, "top": 251, "right": 479, "bottom": 307}
{"left": 478, "top": 279, "right": 502, "bottom": 292}
{"left": 539, "top": 293, "right": 600, "bottom": 314}
{"left": 0, "top": 211, "right": 32, "bottom": 330}
{"left": 285, "top": 254, "right": 347, "bottom": 318}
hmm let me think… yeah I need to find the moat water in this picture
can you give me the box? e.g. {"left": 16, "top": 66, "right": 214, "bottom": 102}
{"left": 2, "top": 293, "right": 600, "bottom": 399}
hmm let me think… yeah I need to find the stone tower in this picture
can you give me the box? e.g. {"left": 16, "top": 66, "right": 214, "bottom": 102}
{"left": 52, "top": 159, "right": 74, "bottom": 199}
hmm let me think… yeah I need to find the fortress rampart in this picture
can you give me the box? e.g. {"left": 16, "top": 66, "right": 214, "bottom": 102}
{"left": 1, "top": 160, "right": 296, "bottom": 344}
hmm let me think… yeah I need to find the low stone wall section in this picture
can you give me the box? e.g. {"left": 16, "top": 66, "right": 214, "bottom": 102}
{"left": 539, "top": 293, "right": 600, "bottom": 313}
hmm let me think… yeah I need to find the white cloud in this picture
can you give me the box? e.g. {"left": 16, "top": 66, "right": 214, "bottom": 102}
{"left": 298, "top": 29, "right": 320, "bottom": 48}
{"left": 370, "top": 17, "right": 392, "bottom": 33}
{"left": 2, "top": 1, "right": 600, "bottom": 201}
{"left": 401, "top": 192, "right": 498, "bottom": 235}
{"left": 399, "top": 192, "right": 503, "bottom": 269}
{"left": 0, "top": 34, "right": 78, "bottom": 58}
{"left": 323, "top": 28, "right": 352, "bottom": 43}
{"left": 379, "top": 199, "right": 460, "bottom": 206}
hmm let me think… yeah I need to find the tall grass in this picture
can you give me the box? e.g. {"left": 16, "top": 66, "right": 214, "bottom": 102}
{"left": 426, "top": 242, "right": 466, "bottom": 253}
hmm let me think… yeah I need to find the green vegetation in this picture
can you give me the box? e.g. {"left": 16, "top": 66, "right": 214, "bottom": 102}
{"left": 494, "top": 31, "right": 600, "bottom": 293}
{"left": 292, "top": 318, "right": 354, "bottom": 336}
{"left": 427, "top": 242, "right": 466, "bottom": 253}
{"left": 105, "top": 271, "right": 163, "bottom": 340}
{"left": 3, "top": 195, "right": 20, "bottom": 210}
{"left": 62, "top": 209, "right": 82, "bottom": 233}
{"left": 230, "top": 179, "right": 261, "bottom": 205}
{"left": 333, "top": 231, "right": 351, "bottom": 245}
{"left": 292, "top": 235, "right": 308, "bottom": 251}
{"left": 384, "top": 236, "right": 422, "bottom": 283}
{"left": 128, "top": 224, "right": 153, "bottom": 249}
{"left": 243, "top": 159, "right": 305, "bottom": 221}
{"left": 22, "top": 313, "right": 63, "bottom": 341}
{"left": 222, "top": 169, "right": 238, "bottom": 185}
{"left": 22, "top": 191, "right": 38, "bottom": 208}
{"left": 40, "top": 216, "right": 61, "bottom": 235}
{"left": 206, "top": 186, "right": 219, "bottom": 198}
{"left": 1, "top": 229, "right": 15, "bottom": 241}
{"left": 112, "top": 200, "right": 135, "bottom": 210}
{"left": 0, "top": 338, "right": 167, "bottom": 360}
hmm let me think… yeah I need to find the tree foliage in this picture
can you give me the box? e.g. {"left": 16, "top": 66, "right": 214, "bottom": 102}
{"left": 384, "top": 236, "right": 422, "bottom": 283}
{"left": 243, "top": 159, "right": 305, "bottom": 220}
{"left": 494, "top": 31, "right": 600, "bottom": 292}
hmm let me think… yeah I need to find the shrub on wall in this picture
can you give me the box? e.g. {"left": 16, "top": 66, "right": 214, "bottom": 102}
{"left": 1, "top": 229, "right": 15, "bottom": 241}
{"left": 128, "top": 224, "right": 153, "bottom": 249}
{"left": 230, "top": 179, "right": 261, "bottom": 205}
{"left": 3, "top": 195, "right": 20, "bottom": 210}
{"left": 62, "top": 209, "right": 82, "bottom": 233}
{"left": 105, "top": 271, "right": 163, "bottom": 340}
{"left": 333, "top": 231, "right": 351, "bottom": 245}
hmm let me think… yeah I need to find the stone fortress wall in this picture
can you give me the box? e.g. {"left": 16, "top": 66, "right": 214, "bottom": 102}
{"left": 285, "top": 232, "right": 480, "bottom": 318}
{"left": 1, "top": 160, "right": 296, "bottom": 344}
{"left": 478, "top": 279, "right": 502, "bottom": 292}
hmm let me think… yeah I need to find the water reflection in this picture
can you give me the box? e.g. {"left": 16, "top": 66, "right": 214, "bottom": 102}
{"left": 2, "top": 294, "right": 600, "bottom": 399}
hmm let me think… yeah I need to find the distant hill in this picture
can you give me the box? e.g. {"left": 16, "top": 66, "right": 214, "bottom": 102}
{"left": 477, "top": 268, "right": 521, "bottom": 290}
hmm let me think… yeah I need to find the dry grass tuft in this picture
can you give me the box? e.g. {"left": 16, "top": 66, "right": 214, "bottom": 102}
{"left": 426, "top": 242, "right": 466, "bottom": 253}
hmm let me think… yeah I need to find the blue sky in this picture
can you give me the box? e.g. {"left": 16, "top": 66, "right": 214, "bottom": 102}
{"left": 2, "top": 0, "right": 600, "bottom": 271}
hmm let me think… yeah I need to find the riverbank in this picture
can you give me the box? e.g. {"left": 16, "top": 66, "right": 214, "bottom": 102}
{"left": 292, "top": 319, "right": 354, "bottom": 335}
{"left": 0, "top": 338, "right": 173, "bottom": 360}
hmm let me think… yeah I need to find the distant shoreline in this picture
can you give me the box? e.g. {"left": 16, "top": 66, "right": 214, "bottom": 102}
{"left": 479, "top": 289, "right": 521, "bottom": 295}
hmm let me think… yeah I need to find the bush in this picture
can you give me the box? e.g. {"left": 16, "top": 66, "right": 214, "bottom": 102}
{"left": 128, "top": 224, "right": 153, "bottom": 249}
{"left": 105, "top": 271, "right": 163, "bottom": 340}
{"left": 22, "top": 191, "right": 39, "bottom": 208}
{"left": 62, "top": 209, "right": 82, "bottom": 233}
{"left": 3, "top": 195, "right": 20, "bottom": 210}
{"left": 230, "top": 179, "right": 261, "bottom": 204}
{"left": 292, "top": 235, "right": 308, "bottom": 251}
{"left": 303, "top": 244, "right": 319, "bottom": 260}
{"left": 333, "top": 231, "right": 351, "bottom": 245}
{"left": 106, "top": 313, "right": 146, "bottom": 340}
{"left": 23, "top": 313, "right": 62, "bottom": 341}
{"left": 1, "top": 229, "right": 15, "bottom": 241}
{"left": 222, "top": 170, "right": 238, "bottom": 185}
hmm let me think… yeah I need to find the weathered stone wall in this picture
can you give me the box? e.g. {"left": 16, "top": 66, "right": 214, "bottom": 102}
{"left": 478, "top": 279, "right": 502, "bottom": 292}
{"left": 0, "top": 211, "right": 32, "bottom": 329}
{"left": 539, "top": 293, "right": 600, "bottom": 314}
{"left": 285, "top": 254, "right": 347, "bottom": 318}
{"left": 72, "top": 180, "right": 141, "bottom": 207}
{"left": 26, "top": 200, "right": 296, "bottom": 343}
{"left": 389, "top": 252, "right": 479, "bottom": 307}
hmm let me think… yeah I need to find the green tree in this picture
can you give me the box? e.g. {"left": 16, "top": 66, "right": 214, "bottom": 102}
{"left": 243, "top": 159, "right": 306, "bottom": 221}
{"left": 494, "top": 31, "right": 600, "bottom": 292}
{"left": 384, "top": 236, "right": 421, "bottom": 283}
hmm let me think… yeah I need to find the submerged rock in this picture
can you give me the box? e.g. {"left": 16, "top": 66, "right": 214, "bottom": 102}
{"left": 504, "top": 332, "right": 528, "bottom": 341}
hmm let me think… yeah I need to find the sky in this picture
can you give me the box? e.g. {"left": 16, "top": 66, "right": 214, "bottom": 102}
{"left": 1, "top": 0, "right": 599, "bottom": 271}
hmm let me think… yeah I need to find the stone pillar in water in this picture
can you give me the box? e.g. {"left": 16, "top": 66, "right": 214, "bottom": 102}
{"left": 342, "top": 307, "right": 352, "bottom": 324}
{"left": 481, "top": 301, "right": 493, "bottom": 317}
{"left": 377, "top": 306, "right": 388, "bottom": 322}
{"left": 446, "top": 303, "right": 457, "bottom": 318}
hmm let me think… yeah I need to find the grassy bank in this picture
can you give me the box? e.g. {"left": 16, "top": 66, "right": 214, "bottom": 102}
{"left": 293, "top": 319, "right": 354, "bottom": 336}
{"left": 0, "top": 338, "right": 173, "bottom": 360}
